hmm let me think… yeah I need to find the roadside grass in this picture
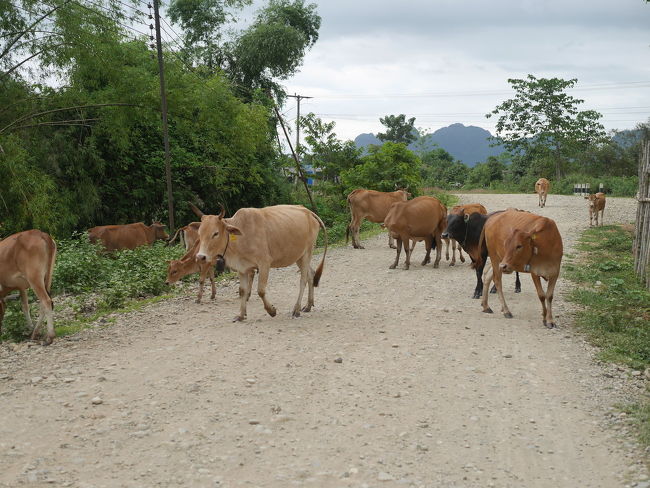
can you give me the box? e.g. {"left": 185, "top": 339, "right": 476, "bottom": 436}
{"left": 564, "top": 224, "right": 650, "bottom": 445}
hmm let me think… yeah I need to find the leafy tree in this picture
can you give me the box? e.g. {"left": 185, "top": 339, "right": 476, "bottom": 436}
{"left": 340, "top": 142, "right": 421, "bottom": 193}
{"left": 487, "top": 75, "right": 606, "bottom": 180}
{"left": 420, "top": 147, "right": 468, "bottom": 188}
{"left": 377, "top": 114, "right": 417, "bottom": 145}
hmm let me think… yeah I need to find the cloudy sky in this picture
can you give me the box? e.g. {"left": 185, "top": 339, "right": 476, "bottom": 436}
{"left": 271, "top": 0, "right": 650, "bottom": 142}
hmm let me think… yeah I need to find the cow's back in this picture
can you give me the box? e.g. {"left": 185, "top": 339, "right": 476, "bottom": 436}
{"left": 88, "top": 223, "right": 148, "bottom": 251}
{"left": 0, "top": 230, "right": 56, "bottom": 292}
{"left": 229, "top": 205, "right": 319, "bottom": 268}
{"left": 349, "top": 190, "right": 406, "bottom": 222}
{"left": 386, "top": 196, "right": 445, "bottom": 237}
{"left": 451, "top": 203, "right": 488, "bottom": 215}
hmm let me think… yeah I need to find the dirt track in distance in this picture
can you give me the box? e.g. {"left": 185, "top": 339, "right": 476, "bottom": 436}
{"left": 0, "top": 193, "right": 646, "bottom": 488}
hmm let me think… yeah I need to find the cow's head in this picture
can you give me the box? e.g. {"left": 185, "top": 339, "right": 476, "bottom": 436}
{"left": 397, "top": 188, "right": 411, "bottom": 200}
{"left": 190, "top": 203, "right": 242, "bottom": 263}
{"left": 443, "top": 212, "right": 467, "bottom": 240}
{"left": 585, "top": 194, "right": 598, "bottom": 210}
{"left": 165, "top": 260, "right": 184, "bottom": 285}
{"left": 499, "top": 226, "right": 543, "bottom": 274}
{"left": 151, "top": 221, "right": 169, "bottom": 241}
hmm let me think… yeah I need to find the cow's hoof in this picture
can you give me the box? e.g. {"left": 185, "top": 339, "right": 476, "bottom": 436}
{"left": 389, "top": 264, "right": 397, "bottom": 269}
{"left": 404, "top": 265, "right": 410, "bottom": 270}
{"left": 448, "top": 262, "right": 455, "bottom": 267}
{"left": 389, "top": 245, "right": 397, "bottom": 249}
{"left": 489, "top": 286, "right": 497, "bottom": 294}
{"left": 460, "top": 257, "right": 466, "bottom": 263}
{"left": 472, "top": 293, "right": 481, "bottom": 299}
{"left": 483, "top": 308, "right": 493, "bottom": 314}
{"left": 514, "top": 287, "right": 521, "bottom": 294}
{"left": 267, "top": 307, "right": 277, "bottom": 317}
{"left": 544, "top": 321, "right": 557, "bottom": 329}
{"left": 292, "top": 310, "right": 301, "bottom": 318}
{"left": 232, "top": 315, "right": 245, "bottom": 322}
{"left": 195, "top": 298, "right": 201, "bottom": 304}
{"left": 504, "top": 312, "right": 513, "bottom": 319}
{"left": 358, "top": 246, "right": 365, "bottom": 250}
{"left": 301, "top": 305, "right": 312, "bottom": 313}
{"left": 433, "top": 263, "right": 439, "bottom": 269}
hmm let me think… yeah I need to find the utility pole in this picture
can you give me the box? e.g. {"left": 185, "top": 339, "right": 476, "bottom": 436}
{"left": 287, "top": 93, "right": 312, "bottom": 156}
{"left": 152, "top": 0, "right": 175, "bottom": 232}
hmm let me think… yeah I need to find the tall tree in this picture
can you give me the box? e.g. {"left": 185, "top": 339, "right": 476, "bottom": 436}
{"left": 377, "top": 114, "right": 417, "bottom": 145}
{"left": 487, "top": 75, "right": 606, "bottom": 180}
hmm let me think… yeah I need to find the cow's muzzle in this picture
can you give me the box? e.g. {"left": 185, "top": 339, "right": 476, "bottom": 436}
{"left": 499, "top": 263, "right": 514, "bottom": 274}
{"left": 441, "top": 232, "right": 449, "bottom": 239}
{"left": 196, "top": 253, "right": 207, "bottom": 262}
{"left": 216, "top": 256, "right": 226, "bottom": 273}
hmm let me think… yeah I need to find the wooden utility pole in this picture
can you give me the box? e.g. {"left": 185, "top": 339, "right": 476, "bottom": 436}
{"left": 152, "top": 0, "right": 175, "bottom": 232}
{"left": 287, "top": 93, "right": 312, "bottom": 155}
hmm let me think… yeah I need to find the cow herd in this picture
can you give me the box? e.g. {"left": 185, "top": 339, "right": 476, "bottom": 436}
{"left": 0, "top": 181, "right": 608, "bottom": 345}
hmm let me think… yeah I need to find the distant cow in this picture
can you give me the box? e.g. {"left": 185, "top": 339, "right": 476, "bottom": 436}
{"left": 191, "top": 203, "right": 327, "bottom": 321}
{"left": 535, "top": 178, "right": 550, "bottom": 208}
{"left": 346, "top": 189, "right": 410, "bottom": 249}
{"left": 167, "top": 222, "right": 201, "bottom": 250}
{"left": 480, "top": 209, "right": 563, "bottom": 328}
{"left": 586, "top": 193, "right": 606, "bottom": 226}
{"left": 444, "top": 208, "right": 521, "bottom": 298}
{"left": 383, "top": 196, "right": 447, "bottom": 270}
{"left": 165, "top": 240, "right": 217, "bottom": 303}
{"left": 0, "top": 230, "right": 57, "bottom": 344}
{"left": 88, "top": 222, "right": 168, "bottom": 251}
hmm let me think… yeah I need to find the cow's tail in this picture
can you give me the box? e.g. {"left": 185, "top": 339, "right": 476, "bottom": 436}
{"left": 310, "top": 211, "right": 328, "bottom": 287}
{"left": 167, "top": 227, "right": 184, "bottom": 246}
{"left": 475, "top": 225, "right": 487, "bottom": 271}
{"left": 44, "top": 234, "right": 57, "bottom": 301}
{"left": 345, "top": 192, "right": 355, "bottom": 245}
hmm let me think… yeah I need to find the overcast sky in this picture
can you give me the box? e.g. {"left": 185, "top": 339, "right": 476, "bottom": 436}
{"left": 268, "top": 0, "right": 650, "bottom": 142}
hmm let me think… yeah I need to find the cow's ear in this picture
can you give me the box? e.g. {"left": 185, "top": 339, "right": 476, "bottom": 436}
{"left": 225, "top": 224, "right": 242, "bottom": 236}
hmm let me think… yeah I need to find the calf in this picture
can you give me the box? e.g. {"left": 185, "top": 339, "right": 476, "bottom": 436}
{"left": 0, "top": 230, "right": 57, "bottom": 344}
{"left": 480, "top": 209, "right": 563, "bottom": 328}
{"left": 585, "top": 193, "right": 606, "bottom": 226}
{"left": 535, "top": 178, "right": 550, "bottom": 208}
{"left": 165, "top": 240, "right": 217, "bottom": 303}
{"left": 383, "top": 196, "right": 447, "bottom": 270}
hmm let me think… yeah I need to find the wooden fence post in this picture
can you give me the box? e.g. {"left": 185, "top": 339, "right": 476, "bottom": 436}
{"left": 634, "top": 140, "right": 650, "bottom": 288}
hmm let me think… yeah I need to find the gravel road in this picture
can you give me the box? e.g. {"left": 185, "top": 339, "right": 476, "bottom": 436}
{"left": 0, "top": 193, "right": 646, "bottom": 488}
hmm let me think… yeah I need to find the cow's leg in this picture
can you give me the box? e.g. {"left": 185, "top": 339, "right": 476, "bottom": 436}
{"left": 457, "top": 241, "right": 465, "bottom": 263}
{"left": 404, "top": 236, "right": 412, "bottom": 270}
{"left": 473, "top": 261, "right": 484, "bottom": 299}
{"left": 443, "top": 237, "right": 450, "bottom": 261}
{"left": 196, "top": 267, "right": 207, "bottom": 303}
{"left": 421, "top": 236, "right": 432, "bottom": 266}
{"left": 256, "top": 266, "right": 277, "bottom": 318}
{"left": 481, "top": 263, "right": 493, "bottom": 311}
{"left": 234, "top": 271, "right": 252, "bottom": 322}
{"left": 447, "top": 238, "right": 456, "bottom": 266}
{"left": 389, "top": 238, "right": 402, "bottom": 269}
{"left": 493, "top": 266, "right": 513, "bottom": 318}
{"left": 600, "top": 208, "right": 604, "bottom": 226}
{"left": 432, "top": 232, "right": 442, "bottom": 268}
{"left": 388, "top": 234, "right": 396, "bottom": 249}
{"left": 514, "top": 271, "right": 521, "bottom": 293}
{"left": 351, "top": 214, "right": 364, "bottom": 249}
{"left": 530, "top": 273, "right": 549, "bottom": 327}
{"left": 29, "top": 279, "right": 55, "bottom": 345}
{"left": 303, "top": 263, "right": 316, "bottom": 313}
{"left": 19, "top": 289, "right": 36, "bottom": 337}
{"left": 293, "top": 255, "right": 312, "bottom": 317}
{"left": 209, "top": 268, "right": 216, "bottom": 300}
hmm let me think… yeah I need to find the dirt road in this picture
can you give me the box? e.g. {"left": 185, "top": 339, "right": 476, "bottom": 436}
{"left": 0, "top": 193, "right": 645, "bottom": 488}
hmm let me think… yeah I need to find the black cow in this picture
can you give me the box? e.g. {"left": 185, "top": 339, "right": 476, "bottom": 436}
{"left": 443, "top": 210, "right": 521, "bottom": 299}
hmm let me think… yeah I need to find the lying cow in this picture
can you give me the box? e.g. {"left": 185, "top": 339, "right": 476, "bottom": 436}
{"left": 165, "top": 240, "right": 218, "bottom": 303}
{"left": 480, "top": 209, "right": 563, "bottom": 328}
{"left": 383, "top": 196, "right": 447, "bottom": 270}
{"left": 167, "top": 222, "right": 201, "bottom": 250}
{"left": 586, "top": 193, "right": 606, "bottom": 226}
{"left": 535, "top": 178, "right": 550, "bottom": 208}
{"left": 0, "top": 230, "right": 57, "bottom": 344}
{"left": 346, "top": 188, "right": 410, "bottom": 249}
{"left": 88, "top": 221, "right": 168, "bottom": 251}
{"left": 191, "top": 203, "right": 327, "bottom": 321}
{"left": 444, "top": 208, "right": 521, "bottom": 298}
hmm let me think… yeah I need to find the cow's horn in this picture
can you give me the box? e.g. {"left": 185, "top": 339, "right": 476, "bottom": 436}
{"left": 188, "top": 202, "right": 204, "bottom": 218}
{"left": 218, "top": 204, "right": 225, "bottom": 218}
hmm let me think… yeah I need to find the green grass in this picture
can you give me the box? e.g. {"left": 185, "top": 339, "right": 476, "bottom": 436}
{"left": 565, "top": 224, "right": 650, "bottom": 446}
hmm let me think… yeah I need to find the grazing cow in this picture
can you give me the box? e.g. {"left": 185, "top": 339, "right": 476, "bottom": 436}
{"left": 444, "top": 209, "right": 521, "bottom": 298}
{"left": 167, "top": 222, "right": 201, "bottom": 250}
{"left": 0, "top": 230, "right": 57, "bottom": 344}
{"left": 535, "top": 178, "right": 550, "bottom": 208}
{"left": 383, "top": 196, "right": 447, "bottom": 270}
{"left": 586, "top": 193, "right": 606, "bottom": 226}
{"left": 346, "top": 189, "right": 410, "bottom": 249}
{"left": 480, "top": 209, "right": 563, "bottom": 328}
{"left": 88, "top": 222, "right": 168, "bottom": 251}
{"left": 191, "top": 203, "right": 327, "bottom": 321}
{"left": 165, "top": 240, "right": 217, "bottom": 303}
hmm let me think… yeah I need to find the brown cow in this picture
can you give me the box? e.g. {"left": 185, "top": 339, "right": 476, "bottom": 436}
{"left": 346, "top": 189, "right": 410, "bottom": 249}
{"left": 585, "top": 192, "right": 606, "bottom": 226}
{"left": 0, "top": 230, "right": 57, "bottom": 344}
{"left": 165, "top": 240, "right": 217, "bottom": 303}
{"left": 191, "top": 203, "right": 327, "bottom": 321}
{"left": 535, "top": 178, "right": 550, "bottom": 208}
{"left": 480, "top": 209, "right": 563, "bottom": 328}
{"left": 383, "top": 196, "right": 447, "bottom": 270}
{"left": 167, "top": 222, "right": 201, "bottom": 250}
{"left": 88, "top": 222, "right": 168, "bottom": 251}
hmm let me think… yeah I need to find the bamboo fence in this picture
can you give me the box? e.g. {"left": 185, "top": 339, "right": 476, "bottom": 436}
{"left": 634, "top": 140, "right": 650, "bottom": 288}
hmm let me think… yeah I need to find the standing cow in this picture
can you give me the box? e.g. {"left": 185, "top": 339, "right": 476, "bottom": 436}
{"left": 383, "top": 196, "right": 447, "bottom": 270}
{"left": 88, "top": 222, "right": 168, "bottom": 251}
{"left": 586, "top": 192, "right": 606, "bottom": 226}
{"left": 479, "top": 209, "right": 563, "bottom": 328}
{"left": 0, "top": 230, "right": 57, "bottom": 344}
{"left": 191, "top": 203, "right": 327, "bottom": 321}
{"left": 535, "top": 178, "right": 550, "bottom": 208}
{"left": 346, "top": 189, "right": 410, "bottom": 249}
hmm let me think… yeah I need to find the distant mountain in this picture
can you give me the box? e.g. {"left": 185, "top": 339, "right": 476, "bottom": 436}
{"left": 354, "top": 123, "right": 506, "bottom": 167}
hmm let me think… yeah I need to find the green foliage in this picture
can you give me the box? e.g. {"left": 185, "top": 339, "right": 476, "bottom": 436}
{"left": 487, "top": 75, "right": 606, "bottom": 180}
{"left": 340, "top": 142, "right": 422, "bottom": 194}
{"left": 420, "top": 147, "right": 468, "bottom": 189}
{"left": 377, "top": 114, "right": 417, "bottom": 145}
